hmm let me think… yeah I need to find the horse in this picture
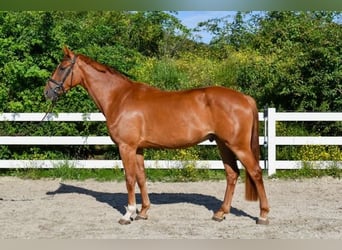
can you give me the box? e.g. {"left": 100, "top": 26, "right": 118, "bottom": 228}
{"left": 44, "top": 47, "right": 270, "bottom": 225}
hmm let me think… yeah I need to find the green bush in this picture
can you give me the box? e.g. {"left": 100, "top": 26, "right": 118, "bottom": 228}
{"left": 296, "top": 145, "right": 342, "bottom": 162}
{"left": 0, "top": 11, "right": 341, "bottom": 180}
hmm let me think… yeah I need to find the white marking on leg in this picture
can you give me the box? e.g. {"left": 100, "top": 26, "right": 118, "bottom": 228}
{"left": 122, "top": 204, "right": 136, "bottom": 221}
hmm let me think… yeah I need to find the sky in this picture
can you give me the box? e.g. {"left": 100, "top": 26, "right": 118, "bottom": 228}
{"left": 175, "top": 11, "right": 236, "bottom": 43}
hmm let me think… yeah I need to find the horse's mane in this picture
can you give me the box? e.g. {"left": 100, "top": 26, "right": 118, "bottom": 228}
{"left": 77, "top": 54, "right": 132, "bottom": 80}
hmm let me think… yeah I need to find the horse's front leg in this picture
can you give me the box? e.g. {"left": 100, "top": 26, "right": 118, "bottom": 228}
{"left": 118, "top": 144, "right": 138, "bottom": 225}
{"left": 135, "top": 148, "right": 151, "bottom": 220}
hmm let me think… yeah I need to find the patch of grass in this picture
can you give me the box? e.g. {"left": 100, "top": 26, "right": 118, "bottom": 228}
{"left": 0, "top": 163, "right": 227, "bottom": 182}
{"left": 271, "top": 162, "right": 341, "bottom": 179}
{"left": 0, "top": 165, "right": 126, "bottom": 182}
{"left": 146, "top": 167, "right": 226, "bottom": 182}
{"left": 1, "top": 161, "right": 340, "bottom": 181}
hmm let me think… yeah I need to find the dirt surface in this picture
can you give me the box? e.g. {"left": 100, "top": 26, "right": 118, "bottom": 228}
{"left": 0, "top": 176, "right": 341, "bottom": 239}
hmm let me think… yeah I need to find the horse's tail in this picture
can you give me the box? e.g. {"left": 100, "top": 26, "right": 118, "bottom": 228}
{"left": 245, "top": 96, "right": 259, "bottom": 201}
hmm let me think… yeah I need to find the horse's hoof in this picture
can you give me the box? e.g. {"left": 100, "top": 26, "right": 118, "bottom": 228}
{"left": 256, "top": 217, "right": 269, "bottom": 225}
{"left": 118, "top": 218, "right": 132, "bottom": 225}
{"left": 135, "top": 214, "right": 148, "bottom": 221}
{"left": 212, "top": 215, "right": 225, "bottom": 222}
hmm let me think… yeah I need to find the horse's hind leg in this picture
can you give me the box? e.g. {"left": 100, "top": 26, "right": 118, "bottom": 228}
{"left": 231, "top": 146, "right": 270, "bottom": 224}
{"left": 212, "top": 139, "right": 240, "bottom": 222}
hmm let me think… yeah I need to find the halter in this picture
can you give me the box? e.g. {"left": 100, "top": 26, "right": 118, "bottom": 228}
{"left": 48, "top": 55, "right": 77, "bottom": 96}
{"left": 42, "top": 55, "right": 77, "bottom": 121}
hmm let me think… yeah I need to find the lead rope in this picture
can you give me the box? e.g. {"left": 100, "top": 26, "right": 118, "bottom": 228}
{"left": 41, "top": 101, "right": 56, "bottom": 122}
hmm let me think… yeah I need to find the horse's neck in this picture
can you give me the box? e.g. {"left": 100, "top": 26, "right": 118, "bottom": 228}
{"left": 79, "top": 64, "right": 131, "bottom": 117}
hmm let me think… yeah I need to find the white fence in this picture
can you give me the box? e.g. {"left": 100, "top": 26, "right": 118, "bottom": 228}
{"left": 0, "top": 108, "right": 341, "bottom": 176}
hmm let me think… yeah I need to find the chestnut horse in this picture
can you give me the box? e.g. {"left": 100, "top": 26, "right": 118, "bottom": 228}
{"left": 44, "top": 47, "right": 270, "bottom": 225}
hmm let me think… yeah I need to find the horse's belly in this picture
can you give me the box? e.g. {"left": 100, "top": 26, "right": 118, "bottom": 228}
{"left": 141, "top": 117, "right": 212, "bottom": 148}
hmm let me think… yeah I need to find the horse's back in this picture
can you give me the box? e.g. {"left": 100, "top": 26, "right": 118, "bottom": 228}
{"left": 204, "top": 86, "right": 252, "bottom": 104}
{"left": 126, "top": 84, "right": 255, "bottom": 124}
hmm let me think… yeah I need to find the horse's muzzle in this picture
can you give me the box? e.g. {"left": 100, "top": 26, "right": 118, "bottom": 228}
{"left": 44, "top": 87, "right": 58, "bottom": 102}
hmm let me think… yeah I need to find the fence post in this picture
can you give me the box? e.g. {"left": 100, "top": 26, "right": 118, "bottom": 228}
{"left": 263, "top": 106, "right": 268, "bottom": 171}
{"left": 267, "top": 108, "right": 277, "bottom": 176}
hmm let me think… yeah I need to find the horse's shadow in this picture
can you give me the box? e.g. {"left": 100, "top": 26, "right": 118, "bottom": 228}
{"left": 46, "top": 183, "right": 257, "bottom": 222}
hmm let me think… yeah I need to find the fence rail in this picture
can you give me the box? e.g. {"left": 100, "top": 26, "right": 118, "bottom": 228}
{"left": 1, "top": 108, "right": 341, "bottom": 175}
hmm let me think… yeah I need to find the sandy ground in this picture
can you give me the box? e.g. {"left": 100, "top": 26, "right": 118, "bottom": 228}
{"left": 0, "top": 176, "right": 341, "bottom": 239}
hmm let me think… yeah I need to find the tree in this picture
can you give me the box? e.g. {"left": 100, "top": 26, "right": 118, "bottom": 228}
{"left": 250, "top": 11, "right": 341, "bottom": 112}
{"left": 200, "top": 11, "right": 342, "bottom": 113}
{"left": 198, "top": 11, "right": 255, "bottom": 50}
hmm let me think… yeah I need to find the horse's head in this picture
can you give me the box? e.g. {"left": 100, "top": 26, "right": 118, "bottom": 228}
{"left": 44, "top": 47, "right": 80, "bottom": 101}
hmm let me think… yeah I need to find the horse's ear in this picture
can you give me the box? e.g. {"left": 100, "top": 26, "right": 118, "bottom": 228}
{"left": 62, "top": 46, "right": 74, "bottom": 58}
